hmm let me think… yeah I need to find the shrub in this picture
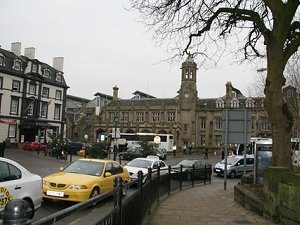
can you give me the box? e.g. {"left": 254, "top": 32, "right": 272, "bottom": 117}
{"left": 87, "top": 143, "right": 108, "bottom": 159}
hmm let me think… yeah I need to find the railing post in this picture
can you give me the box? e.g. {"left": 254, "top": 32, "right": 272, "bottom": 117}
{"left": 168, "top": 165, "right": 171, "bottom": 196}
{"left": 192, "top": 165, "right": 195, "bottom": 187}
{"left": 156, "top": 166, "right": 160, "bottom": 203}
{"left": 113, "top": 176, "right": 123, "bottom": 225}
{"left": 137, "top": 170, "right": 143, "bottom": 225}
{"left": 180, "top": 165, "right": 183, "bottom": 191}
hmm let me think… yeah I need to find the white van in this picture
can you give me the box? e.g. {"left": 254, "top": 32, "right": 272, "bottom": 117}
{"left": 213, "top": 155, "right": 254, "bottom": 178}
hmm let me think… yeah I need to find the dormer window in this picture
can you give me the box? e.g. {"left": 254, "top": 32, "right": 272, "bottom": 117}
{"left": 0, "top": 54, "right": 5, "bottom": 66}
{"left": 32, "top": 63, "right": 38, "bottom": 73}
{"left": 246, "top": 98, "right": 255, "bottom": 108}
{"left": 216, "top": 98, "right": 224, "bottom": 108}
{"left": 56, "top": 73, "right": 62, "bottom": 82}
{"left": 232, "top": 91, "right": 236, "bottom": 98}
{"left": 13, "top": 59, "right": 22, "bottom": 71}
{"left": 43, "top": 69, "right": 50, "bottom": 78}
{"left": 230, "top": 98, "right": 239, "bottom": 108}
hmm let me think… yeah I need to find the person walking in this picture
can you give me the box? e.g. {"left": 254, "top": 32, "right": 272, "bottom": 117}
{"left": 221, "top": 148, "right": 225, "bottom": 160}
{"left": 204, "top": 147, "right": 209, "bottom": 159}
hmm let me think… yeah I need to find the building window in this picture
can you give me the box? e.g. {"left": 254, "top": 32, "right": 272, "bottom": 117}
{"left": 54, "top": 104, "right": 61, "bottom": 120}
{"left": 200, "top": 117, "right": 206, "bottom": 130}
{"left": 42, "top": 87, "right": 49, "bottom": 98}
{"left": 27, "top": 103, "right": 34, "bottom": 116}
{"left": 286, "top": 89, "right": 293, "bottom": 98}
{"left": 13, "top": 59, "right": 22, "bottom": 71}
{"left": 56, "top": 73, "right": 62, "bottom": 82}
{"left": 216, "top": 98, "right": 224, "bottom": 108}
{"left": 55, "top": 90, "right": 62, "bottom": 100}
{"left": 32, "top": 63, "right": 38, "bottom": 73}
{"left": 10, "top": 97, "right": 19, "bottom": 115}
{"left": 28, "top": 83, "right": 36, "bottom": 95}
{"left": 0, "top": 77, "right": 3, "bottom": 89}
{"left": 41, "top": 101, "right": 48, "bottom": 118}
{"left": 12, "top": 80, "right": 20, "bottom": 92}
{"left": 43, "top": 69, "right": 50, "bottom": 78}
{"left": 246, "top": 98, "right": 255, "bottom": 108}
{"left": 152, "top": 112, "right": 160, "bottom": 122}
{"left": 8, "top": 124, "right": 17, "bottom": 138}
{"left": 121, "top": 112, "right": 129, "bottom": 122}
{"left": 230, "top": 98, "right": 239, "bottom": 108}
{"left": 215, "top": 117, "right": 222, "bottom": 130}
{"left": 109, "top": 112, "right": 116, "bottom": 122}
{"left": 261, "top": 118, "right": 271, "bottom": 131}
{"left": 184, "top": 124, "right": 188, "bottom": 132}
{"left": 200, "top": 135, "right": 206, "bottom": 146}
{"left": 136, "top": 112, "right": 144, "bottom": 122}
{"left": 167, "top": 112, "right": 176, "bottom": 122}
{"left": 0, "top": 54, "right": 5, "bottom": 66}
{"left": 215, "top": 135, "right": 222, "bottom": 146}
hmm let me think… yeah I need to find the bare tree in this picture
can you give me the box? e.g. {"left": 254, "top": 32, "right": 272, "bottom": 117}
{"left": 129, "top": 0, "right": 300, "bottom": 167}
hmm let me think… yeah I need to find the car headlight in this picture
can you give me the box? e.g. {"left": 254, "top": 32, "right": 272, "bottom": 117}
{"left": 69, "top": 185, "right": 88, "bottom": 190}
{"left": 43, "top": 180, "right": 49, "bottom": 186}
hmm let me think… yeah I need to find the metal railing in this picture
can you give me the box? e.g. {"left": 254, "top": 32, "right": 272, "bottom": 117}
{"left": 0, "top": 165, "right": 212, "bottom": 225}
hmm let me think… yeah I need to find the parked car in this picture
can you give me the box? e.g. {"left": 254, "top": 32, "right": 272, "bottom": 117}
{"left": 22, "top": 141, "right": 47, "bottom": 151}
{"left": 172, "top": 159, "right": 212, "bottom": 180}
{"left": 213, "top": 155, "right": 254, "bottom": 178}
{"left": 153, "top": 147, "right": 167, "bottom": 160}
{"left": 42, "top": 158, "right": 130, "bottom": 202}
{"left": 0, "top": 157, "right": 42, "bottom": 218}
{"left": 66, "top": 142, "right": 83, "bottom": 154}
{"left": 124, "top": 156, "right": 168, "bottom": 183}
{"left": 118, "top": 147, "right": 147, "bottom": 160}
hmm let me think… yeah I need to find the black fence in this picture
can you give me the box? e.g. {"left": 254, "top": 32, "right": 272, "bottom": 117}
{"left": 0, "top": 165, "right": 212, "bottom": 225}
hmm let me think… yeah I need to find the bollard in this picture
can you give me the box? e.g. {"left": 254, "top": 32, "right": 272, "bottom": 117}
{"left": 0, "top": 199, "right": 31, "bottom": 225}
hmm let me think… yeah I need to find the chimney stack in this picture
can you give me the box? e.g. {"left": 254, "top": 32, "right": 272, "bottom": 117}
{"left": 24, "top": 47, "right": 35, "bottom": 59}
{"left": 113, "top": 86, "right": 119, "bottom": 100}
{"left": 11, "top": 42, "right": 21, "bottom": 56}
{"left": 53, "top": 57, "right": 64, "bottom": 72}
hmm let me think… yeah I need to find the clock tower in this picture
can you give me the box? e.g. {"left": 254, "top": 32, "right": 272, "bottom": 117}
{"left": 178, "top": 55, "right": 198, "bottom": 110}
{"left": 178, "top": 55, "right": 198, "bottom": 147}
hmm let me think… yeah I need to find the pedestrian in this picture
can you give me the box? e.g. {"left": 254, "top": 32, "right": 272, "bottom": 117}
{"left": 204, "top": 147, "right": 209, "bottom": 159}
{"left": 172, "top": 144, "right": 177, "bottom": 156}
{"left": 221, "top": 148, "right": 225, "bottom": 160}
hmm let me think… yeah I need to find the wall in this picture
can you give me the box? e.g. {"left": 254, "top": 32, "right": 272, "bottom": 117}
{"left": 263, "top": 167, "right": 300, "bottom": 225}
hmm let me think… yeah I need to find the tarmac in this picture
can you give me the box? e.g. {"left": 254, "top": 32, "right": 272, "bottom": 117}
{"left": 3, "top": 147, "right": 277, "bottom": 225}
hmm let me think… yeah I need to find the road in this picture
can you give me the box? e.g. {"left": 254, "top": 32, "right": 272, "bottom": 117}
{"left": 3, "top": 148, "right": 238, "bottom": 224}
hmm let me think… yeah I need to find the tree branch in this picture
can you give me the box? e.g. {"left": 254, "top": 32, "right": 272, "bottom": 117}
{"left": 184, "top": 7, "right": 270, "bottom": 54}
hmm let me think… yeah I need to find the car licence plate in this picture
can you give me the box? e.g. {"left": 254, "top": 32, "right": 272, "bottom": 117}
{"left": 47, "top": 190, "right": 64, "bottom": 197}
{"left": 215, "top": 169, "right": 220, "bottom": 172}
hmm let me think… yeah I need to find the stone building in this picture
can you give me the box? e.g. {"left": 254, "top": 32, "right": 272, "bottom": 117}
{"left": 65, "top": 92, "right": 113, "bottom": 143}
{"left": 94, "top": 56, "right": 272, "bottom": 149}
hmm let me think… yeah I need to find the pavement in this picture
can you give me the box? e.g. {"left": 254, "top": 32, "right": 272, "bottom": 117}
{"left": 3, "top": 148, "right": 276, "bottom": 225}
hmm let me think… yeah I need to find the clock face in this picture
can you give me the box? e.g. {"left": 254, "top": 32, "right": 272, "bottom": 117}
{"left": 184, "top": 92, "right": 189, "bottom": 98}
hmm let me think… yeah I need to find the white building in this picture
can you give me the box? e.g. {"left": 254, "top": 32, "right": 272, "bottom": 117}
{"left": 0, "top": 42, "right": 68, "bottom": 147}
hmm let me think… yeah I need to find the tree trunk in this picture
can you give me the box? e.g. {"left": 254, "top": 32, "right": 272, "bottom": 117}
{"left": 265, "top": 46, "right": 293, "bottom": 168}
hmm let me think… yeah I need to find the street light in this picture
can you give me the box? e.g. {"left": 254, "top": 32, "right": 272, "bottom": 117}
{"left": 113, "top": 116, "right": 119, "bottom": 161}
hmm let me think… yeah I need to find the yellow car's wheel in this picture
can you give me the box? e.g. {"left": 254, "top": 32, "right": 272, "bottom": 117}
{"left": 89, "top": 187, "right": 100, "bottom": 199}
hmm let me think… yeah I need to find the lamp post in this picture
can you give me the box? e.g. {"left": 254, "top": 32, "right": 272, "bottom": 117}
{"left": 113, "top": 116, "right": 119, "bottom": 161}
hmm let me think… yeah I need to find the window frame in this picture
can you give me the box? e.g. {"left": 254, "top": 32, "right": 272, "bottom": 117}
{"left": 10, "top": 96, "right": 19, "bottom": 115}
{"left": 55, "top": 90, "right": 62, "bottom": 100}
{"left": 12, "top": 80, "right": 21, "bottom": 92}
{"left": 42, "top": 87, "right": 49, "bottom": 98}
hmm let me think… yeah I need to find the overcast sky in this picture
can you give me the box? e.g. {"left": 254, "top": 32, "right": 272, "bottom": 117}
{"left": 0, "top": 0, "right": 261, "bottom": 100}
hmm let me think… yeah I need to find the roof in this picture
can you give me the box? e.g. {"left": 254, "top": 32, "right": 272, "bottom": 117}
{"left": 132, "top": 91, "right": 156, "bottom": 99}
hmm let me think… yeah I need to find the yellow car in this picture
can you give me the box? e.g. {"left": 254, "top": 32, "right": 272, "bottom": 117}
{"left": 42, "top": 158, "right": 130, "bottom": 202}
